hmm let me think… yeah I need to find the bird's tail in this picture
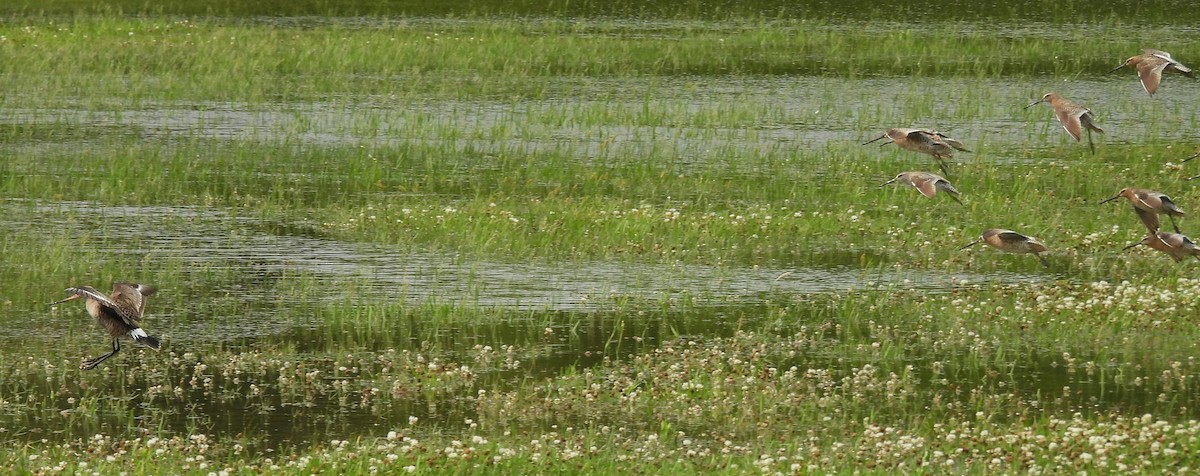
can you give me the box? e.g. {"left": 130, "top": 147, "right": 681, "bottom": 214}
{"left": 129, "top": 328, "right": 161, "bottom": 350}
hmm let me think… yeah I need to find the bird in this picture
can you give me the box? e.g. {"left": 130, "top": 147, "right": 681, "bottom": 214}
{"left": 1123, "top": 232, "right": 1200, "bottom": 262}
{"left": 863, "top": 128, "right": 969, "bottom": 177}
{"left": 881, "top": 171, "right": 963, "bottom": 205}
{"left": 1024, "top": 93, "right": 1104, "bottom": 155}
{"left": 960, "top": 228, "right": 1050, "bottom": 267}
{"left": 1099, "top": 188, "right": 1185, "bottom": 234}
{"left": 1109, "top": 49, "right": 1194, "bottom": 96}
{"left": 50, "top": 283, "right": 161, "bottom": 370}
{"left": 1185, "top": 150, "right": 1200, "bottom": 163}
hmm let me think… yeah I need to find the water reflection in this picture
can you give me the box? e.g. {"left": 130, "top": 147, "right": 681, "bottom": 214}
{"left": 0, "top": 198, "right": 1185, "bottom": 449}
{"left": 3, "top": 75, "right": 1191, "bottom": 170}
{"left": 14, "top": 200, "right": 1039, "bottom": 316}
{"left": 1, "top": 12, "right": 1195, "bottom": 448}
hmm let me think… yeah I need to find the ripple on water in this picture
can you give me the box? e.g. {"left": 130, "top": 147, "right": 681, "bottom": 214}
{"left": 14, "top": 200, "right": 1043, "bottom": 315}
{"left": 2, "top": 74, "right": 1189, "bottom": 172}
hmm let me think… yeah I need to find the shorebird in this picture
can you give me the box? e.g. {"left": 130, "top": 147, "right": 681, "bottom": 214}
{"left": 1109, "top": 49, "right": 1194, "bottom": 96}
{"left": 1123, "top": 232, "right": 1200, "bottom": 262}
{"left": 960, "top": 228, "right": 1050, "bottom": 267}
{"left": 1100, "top": 188, "right": 1185, "bottom": 234}
{"left": 1024, "top": 93, "right": 1104, "bottom": 155}
{"left": 50, "top": 283, "right": 161, "bottom": 370}
{"left": 863, "top": 128, "right": 969, "bottom": 177}
{"left": 1185, "top": 150, "right": 1200, "bottom": 163}
{"left": 881, "top": 171, "right": 963, "bottom": 205}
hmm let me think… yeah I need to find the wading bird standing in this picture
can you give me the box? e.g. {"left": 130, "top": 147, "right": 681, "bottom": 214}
{"left": 960, "top": 228, "right": 1050, "bottom": 267}
{"left": 881, "top": 171, "right": 963, "bottom": 205}
{"left": 863, "top": 128, "right": 970, "bottom": 177}
{"left": 1123, "top": 232, "right": 1200, "bottom": 262}
{"left": 1025, "top": 93, "right": 1104, "bottom": 155}
{"left": 1100, "top": 187, "right": 1185, "bottom": 234}
{"left": 1109, "top": 49, "right": 1194, "bottom": 96}
{"left": 50, "top": 283, "right": 161, "bottom": 370}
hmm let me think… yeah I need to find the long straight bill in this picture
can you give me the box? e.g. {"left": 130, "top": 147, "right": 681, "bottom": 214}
{"left": 49, "top": 293, "right": 82, "bottom": 306}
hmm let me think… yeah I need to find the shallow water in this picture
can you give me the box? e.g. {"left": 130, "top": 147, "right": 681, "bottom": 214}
{"left": 3, "top": 11, "right": 1200, "bottom": 451}
{"left": 5, "top": 74, "right": 1199, "bottom": 170}
{"left": 0, "top": 197, "right": 1059, "bottom": 447}
{"left": 9, "top": 199, "right": 1039, "bottom": 319}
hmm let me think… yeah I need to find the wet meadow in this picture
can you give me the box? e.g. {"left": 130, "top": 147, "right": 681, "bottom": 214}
{"left": 4, "top": 0, "right": 1200, "bottom": 473}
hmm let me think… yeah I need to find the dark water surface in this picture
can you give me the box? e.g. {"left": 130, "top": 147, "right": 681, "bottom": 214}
{"left": 5, "top": 199, "right": 1040, "bottom": 328}
{"left": 0, "top": 197, "right": 1056, "bottom": 448}
{"left": 3, "top": 76, "right": 1197, "bottom": 448}
{"left": 2, "top": 5, "right": 1199, "bottom": 450}
{"left": 5, "top": 75, "right": 1199, "bottom": 167}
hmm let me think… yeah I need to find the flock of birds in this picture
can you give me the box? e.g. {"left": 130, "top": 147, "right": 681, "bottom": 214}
{"left": 44, "top": 50, "right": 1200, "bottom": 371}
{"left": 872, "top": 48, "right": 1198, "bottom": 267}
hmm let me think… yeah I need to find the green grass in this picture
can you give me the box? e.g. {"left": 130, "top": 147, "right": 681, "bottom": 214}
{"left": 3, "top": 0, "right": 1199, "bottom": 23}
{"left": 6, "top": 5, "right": 1200, "bottom": 474}
{"left": 1, "top": 16, "right": 1199, "bottom": 104}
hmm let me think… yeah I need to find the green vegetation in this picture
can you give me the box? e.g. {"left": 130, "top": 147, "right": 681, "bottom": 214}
{"left": 4, "top": 0, "right": 1200, "bottom": 473}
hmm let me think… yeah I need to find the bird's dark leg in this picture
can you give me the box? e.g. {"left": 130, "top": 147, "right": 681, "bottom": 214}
{"left": 1035, "top": 253, "right": 1050, "bottom": 268}
{"left": 81, "top": 339, "right": 120, "bottom": 371}
{"left": 934, "top": 157, "right": 952, "bottom": 178}
{"left": 1086, "top": 129, "right": 1095, "bottom": 156}
{"left": 1169, "top": 215, "right": 1183, "bottom": 234}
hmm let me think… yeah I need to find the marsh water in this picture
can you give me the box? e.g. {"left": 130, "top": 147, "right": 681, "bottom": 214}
{"left": 4, "top": 9, "right": 1200, "bottom": 451}
{"left": 8, "top": 75, "right": 1199, "bottom": 162}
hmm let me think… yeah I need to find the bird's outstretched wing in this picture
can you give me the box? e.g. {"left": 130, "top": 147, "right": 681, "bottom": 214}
{"left": 69, "top": 284, "right": 151, "bottom": 326}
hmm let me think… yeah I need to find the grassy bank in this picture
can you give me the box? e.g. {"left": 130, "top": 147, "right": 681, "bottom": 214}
{"left": 4, "top": 5, "right": 1200, "bottom": 474}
